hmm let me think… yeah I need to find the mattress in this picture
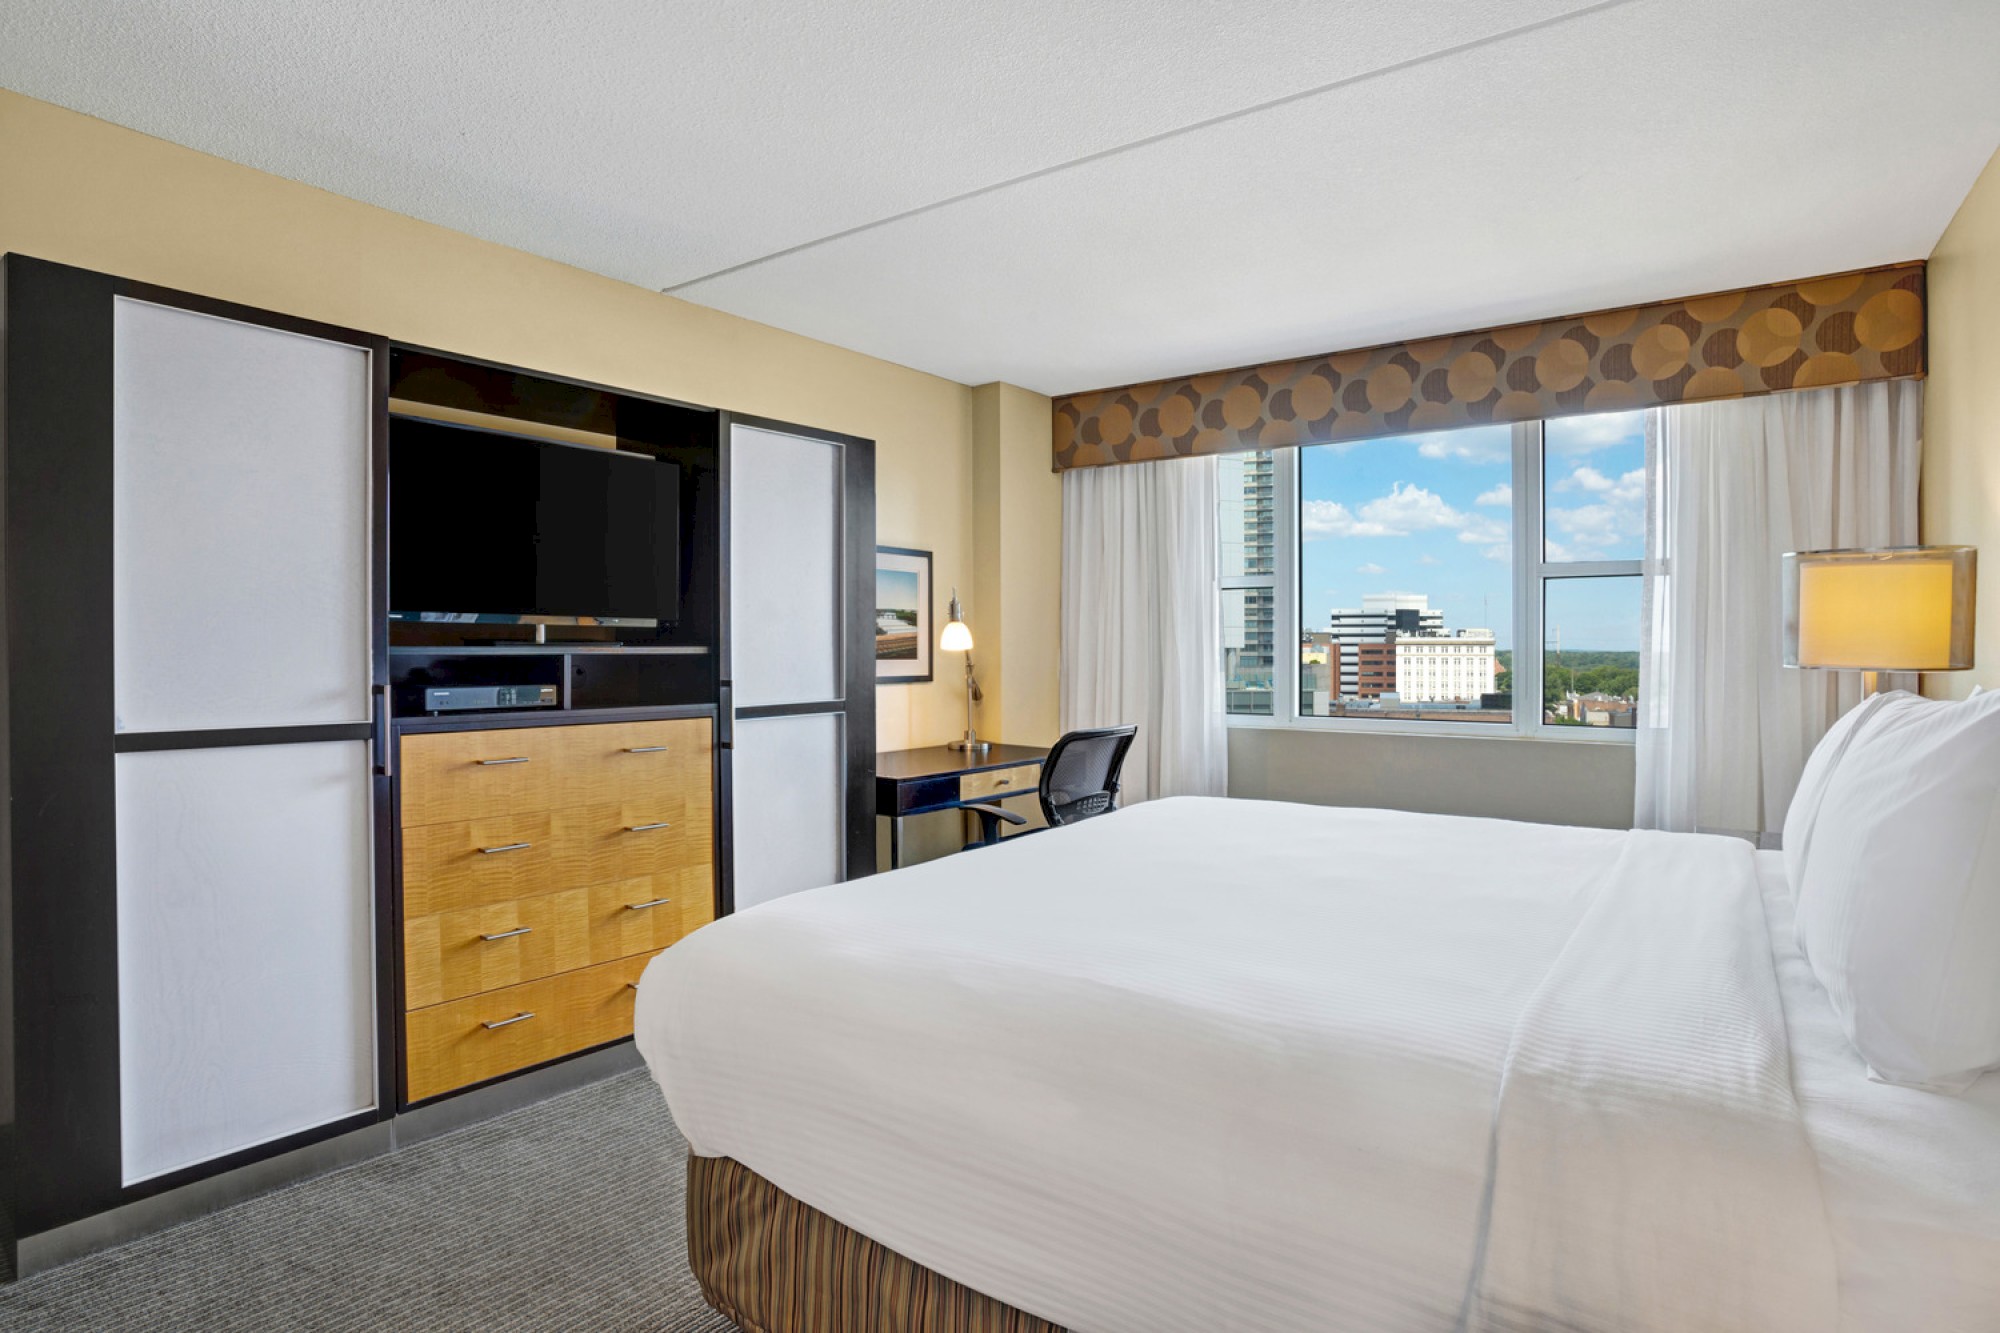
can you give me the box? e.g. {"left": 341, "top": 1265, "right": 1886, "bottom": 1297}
{"left": 636, "top": 797, "right": 1998, "bottom": 1332}
{"left": 1755, "top": 850, "right": 2000, "bottom": 1331}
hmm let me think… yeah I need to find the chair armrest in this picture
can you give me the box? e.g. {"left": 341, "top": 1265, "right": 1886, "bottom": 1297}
{"left": 962, "top": 802, "right": 1029, "bottom": 827}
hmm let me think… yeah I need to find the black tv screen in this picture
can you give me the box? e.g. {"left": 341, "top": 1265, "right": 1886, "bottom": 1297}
{"left": 390, "top": 416, "right": 681, "bottom": 626}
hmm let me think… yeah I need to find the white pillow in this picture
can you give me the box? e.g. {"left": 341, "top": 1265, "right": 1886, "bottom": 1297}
{"left": 1782, "top": 689, "right": 1897, "bottom": 899}
{"left": 1793, "top": 689, "right": 2000, "bottom": 1090}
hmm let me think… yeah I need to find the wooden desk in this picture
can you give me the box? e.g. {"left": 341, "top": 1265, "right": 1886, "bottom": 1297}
{"left": 875, "top": 743, "right": 1049, "bottom": 868}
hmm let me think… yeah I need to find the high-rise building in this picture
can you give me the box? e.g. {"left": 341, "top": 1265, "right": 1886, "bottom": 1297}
{"left": 1223, "top": 452, "right": 1276, "bottom": 714}
{"left": 1324, "top": 593, "right": 1444, "bottom": 695}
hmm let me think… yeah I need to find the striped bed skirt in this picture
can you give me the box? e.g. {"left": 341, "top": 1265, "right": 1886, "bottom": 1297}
{"left": 686, "top": 1154, "right": 1067, "bottom": 1333}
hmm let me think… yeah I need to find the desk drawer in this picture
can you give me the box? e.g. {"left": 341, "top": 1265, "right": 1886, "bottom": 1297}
{"left": 403, "top": 869, "right": 714, "bottom": 1010}
{"left": 405, "top": 950, "right": 660, "bottom": 1103}
{"left": 402, "top": 800, "right": 708, "bottom": 916}
{"left": 960, "top": 763, "right": 1039, "bottom": 803}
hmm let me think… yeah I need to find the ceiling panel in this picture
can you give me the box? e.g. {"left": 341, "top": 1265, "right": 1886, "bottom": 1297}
{"left": 0, "top": 0, "right": 1601, "bottom": 288}
{"left": 672, "top": 0, "right": 2000, "bottom": 392}
{"left": 4, "top": 0, "right": 1996, "bottom": 393}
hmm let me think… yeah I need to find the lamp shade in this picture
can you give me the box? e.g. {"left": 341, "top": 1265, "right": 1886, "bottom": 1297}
{"left": 940, "top": 585, "right": 974, "bottom": 653}
{"left": 1783, "top": 546, "right": 1976, "bottom": 672}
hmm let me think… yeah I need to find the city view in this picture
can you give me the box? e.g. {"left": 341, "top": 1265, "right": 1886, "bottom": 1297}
{"left": 1221, "top": 415, "right": 1646, "bottom": 727}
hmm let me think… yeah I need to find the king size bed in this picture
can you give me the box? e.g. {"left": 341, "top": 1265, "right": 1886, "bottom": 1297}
{"left": 635, "top": 796, "right": 2000, "bottom": 1332}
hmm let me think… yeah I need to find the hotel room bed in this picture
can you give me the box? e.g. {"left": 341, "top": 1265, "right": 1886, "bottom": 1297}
{"left": 634, "top": 797, "right": 2000, "bottom": 1333}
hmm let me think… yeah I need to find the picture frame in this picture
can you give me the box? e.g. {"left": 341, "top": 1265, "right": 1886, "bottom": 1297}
{"left": 874, "top": 546, "right": 933, "bottom": 683}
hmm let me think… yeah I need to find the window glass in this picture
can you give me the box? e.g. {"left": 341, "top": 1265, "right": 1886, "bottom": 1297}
{"left": 1218, "top": 452, "right": 1274, "bottom": 579}
{"left": 1543, "top": 411, "right": 1647, "bottom": 563}
{"left": 1223, "top": 586, "right": 1275, "bottom": 716}
{"left": 1541, "top": 576, "right": 1642, "bottom": 728}
{"left": 1298, "top": 427, "right": 1511, "bottom": 723}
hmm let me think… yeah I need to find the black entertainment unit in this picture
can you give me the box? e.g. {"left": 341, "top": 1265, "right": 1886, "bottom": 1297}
{"left": 383, "top": 348, "right": 723, "bottom": 718}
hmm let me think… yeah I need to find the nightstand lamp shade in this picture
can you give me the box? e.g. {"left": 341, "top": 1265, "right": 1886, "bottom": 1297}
{"left": 1783, "top": 546, "right": 1976, "bottom": 688}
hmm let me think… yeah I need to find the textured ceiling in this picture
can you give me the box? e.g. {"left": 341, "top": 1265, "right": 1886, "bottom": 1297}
{"left": 5, "top": 1, "right": 1998, "bottom": 394}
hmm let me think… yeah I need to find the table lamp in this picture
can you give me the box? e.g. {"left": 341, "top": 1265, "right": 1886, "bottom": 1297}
{"left": 1783, "top": 545, "right": 1977, "bottom": 695}
{"left": 940, "top": 588, "right": 987, "bottom": 753}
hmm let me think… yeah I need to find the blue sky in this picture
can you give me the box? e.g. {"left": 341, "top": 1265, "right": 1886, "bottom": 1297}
{"left": 1297, "top": 411, "right": 1647, "bottom": 652}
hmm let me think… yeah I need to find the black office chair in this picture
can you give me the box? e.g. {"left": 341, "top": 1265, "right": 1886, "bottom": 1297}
{"left": 964, "top": 725, "right": 1138, "bottom": 849}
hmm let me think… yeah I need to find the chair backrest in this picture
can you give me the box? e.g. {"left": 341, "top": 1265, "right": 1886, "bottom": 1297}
{"left": 1038, "top": 726, "right": 1138, "bottom": 827}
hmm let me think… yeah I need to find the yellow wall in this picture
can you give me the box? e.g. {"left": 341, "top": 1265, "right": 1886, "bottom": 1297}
{"left": 0, "top": 88, "right": 1057, "bottom": 864}
{"left": 1924, "top": 142, "right": 2000, "bottom": 697}
{"left": 971, "top": 382, "right": 1062, "bottom": 746}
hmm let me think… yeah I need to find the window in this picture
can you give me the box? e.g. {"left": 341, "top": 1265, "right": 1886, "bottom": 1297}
{"left": 1217, "top": 410, "right": 1651, "bottom": 738}
{"left": 1536, "top": 413, "right": 1645, "bottom": 732}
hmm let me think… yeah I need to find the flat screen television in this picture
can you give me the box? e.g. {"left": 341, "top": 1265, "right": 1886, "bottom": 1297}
{"left": 390, "top": 415, "right": 681, "bottom": 628}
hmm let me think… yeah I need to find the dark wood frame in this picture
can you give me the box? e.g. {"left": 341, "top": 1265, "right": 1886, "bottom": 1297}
{"left": 873, "top": 545, "right": 935, "bottom": 685}
{"left": 0, "top": 255, "right": 396, "bottom": 1274}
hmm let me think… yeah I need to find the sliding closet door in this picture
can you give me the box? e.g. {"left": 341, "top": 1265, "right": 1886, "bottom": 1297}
{"left": 723, "top": 417, "right": 874, "bottom": 910}
{"left": 2, "top": 259, "right": 390, "bottom": 1254}
{"left": 110, "top": 295, "right": 383, "bottom": 1185}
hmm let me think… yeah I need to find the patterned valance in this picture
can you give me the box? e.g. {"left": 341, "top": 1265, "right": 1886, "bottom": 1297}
{"left": 1051, "top": 263, "right": 1925, "bottom": 471}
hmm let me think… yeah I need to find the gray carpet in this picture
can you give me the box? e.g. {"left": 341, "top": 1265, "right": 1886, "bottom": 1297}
{"left": 0, "top": 1071, "right": 736, "bottom": 1332}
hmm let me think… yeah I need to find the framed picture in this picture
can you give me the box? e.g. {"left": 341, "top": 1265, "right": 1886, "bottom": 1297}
{"left": 875, "top": 546, "right": 933, "bottom": 683}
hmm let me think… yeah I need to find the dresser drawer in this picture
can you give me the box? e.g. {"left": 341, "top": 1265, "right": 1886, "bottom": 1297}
{"left": 403, "top": 866, "right": 715, "bottom": 1010}
{"left": 960, "top": 763, "right": 1039, "bottom": 803}
{"left": 402, "top": 801, "right": 710, "bottom": 916}
{"left": 399, "top": 727, "right": 566, "bottom": 827}
{"left": 405, "top": 950, "right": 660, "bottom": 1103}
{"left": 584, "top": 869, "right": 715, "bottom": 964}
{"left": 403, "top": 887, "right": 592, "bottom": 1010}
{"left": 399, "top": 719, "right": 712, "bottom": 828}
{"left": 549, "top": 718, "right": 713, "bottom": 811}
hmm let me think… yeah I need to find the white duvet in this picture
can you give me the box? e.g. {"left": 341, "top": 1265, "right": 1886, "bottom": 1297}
{"left": 636, "top": 798, "right": 1840, "bottom": 1332}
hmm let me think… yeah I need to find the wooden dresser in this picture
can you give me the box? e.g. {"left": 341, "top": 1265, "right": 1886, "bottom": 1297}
{"left": 397, "top": 716, "right": 716, "bottom": 1103}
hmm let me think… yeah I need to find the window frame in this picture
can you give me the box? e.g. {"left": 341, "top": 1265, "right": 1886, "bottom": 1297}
{"left": 1225, "top": 419, "right": 1641, "bottom": 743}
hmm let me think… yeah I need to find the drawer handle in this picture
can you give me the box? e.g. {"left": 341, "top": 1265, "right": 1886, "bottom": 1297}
{"left": 626, "top": 897, "right": 673, "bottom": 911}
{"left": 625, "top": 745, "right": 670, "bottom": 754}
{"left": 625, "top": 821, "right": 673, "bottom": 833}
{"left": 479, "top": 926, "right": 533, "bottom": 942}
{"left": 476, "top": 756, "right": 531, "bottom": 766}
{"left": 481, "top": 1011, "right": 536, "bottom": 1031}
{"left": 478, "top": 841, "right": 533, "bottom": 855}
{"left": 994, "top": 776, "right": 1014, "bottom": 787}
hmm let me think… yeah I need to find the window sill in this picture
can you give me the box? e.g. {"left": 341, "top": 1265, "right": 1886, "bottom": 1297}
{"left": 1225, "top": 714, "right": 1636, "bottom": 744}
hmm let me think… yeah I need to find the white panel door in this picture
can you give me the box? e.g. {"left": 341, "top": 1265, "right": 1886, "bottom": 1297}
{"left": 732, "top": 713, "right": 845, "bottom": 909}
{"left": 115, "top": 741, "right": 376, "bottom": 1185}
{"left": 112, "top": 297, "right": 373, "bottom": 734}
{"left": 728, "top": 425, "right": 842, "bottom": 708}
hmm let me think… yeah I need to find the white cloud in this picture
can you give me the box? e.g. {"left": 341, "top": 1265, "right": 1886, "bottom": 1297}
{"left": 1475, "top": 483, "right": 1512, "bottom": 507}
{"left": 1413, "top": 428, "right": 1511, "bottom": 464}
{"left": 1545, "top": 410, "right": 1647, "bottom": 456}
{"left": 1416, "top": 554, "right": 1440, "bottom": 566}
{"left": 1547, "top": 467, "right": 1646, "bottom": 554}
{"left": 1355, "top": 562, "right": 1387, "bottom": 576}
{"left": 1302, "top": 482, "right": 1468, "bottom": 539}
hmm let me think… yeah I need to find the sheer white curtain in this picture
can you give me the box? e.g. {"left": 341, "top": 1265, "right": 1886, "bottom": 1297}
{"left": 1636, "top": 379, "right": 1922, "bottom": 838}
{"left": 1060, "top": 455, "right": 1228, "bottom": 802}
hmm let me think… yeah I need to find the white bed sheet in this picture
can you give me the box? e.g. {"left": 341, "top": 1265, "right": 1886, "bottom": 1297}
{"left": 1756, "top": 850, "right": 2000, "bottom": 1332}
{"left": 634, "top": 799, "right": 1990, "bottom": 1331}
